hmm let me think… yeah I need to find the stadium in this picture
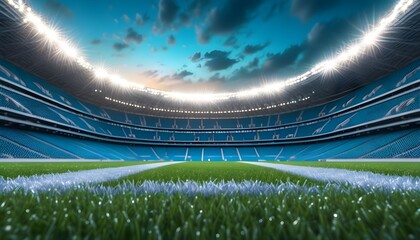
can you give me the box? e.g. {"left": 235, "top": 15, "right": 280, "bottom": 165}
{"left": 0, "top": 0, "right": 419, "bottom": 239}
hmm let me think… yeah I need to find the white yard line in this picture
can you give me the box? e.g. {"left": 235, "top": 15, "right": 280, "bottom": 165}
{"left": 0, "top": 161, "right": 181, "bottom": 192}
{"left": 90, "top": 180, "right": 322, "bottom": 196}
{"left": 243, "top": 162, "right": 420, "bottom": 191}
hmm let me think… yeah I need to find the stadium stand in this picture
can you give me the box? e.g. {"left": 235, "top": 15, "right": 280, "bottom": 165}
{"left": 0, "top": 58, "right": 419, "bottom": 160}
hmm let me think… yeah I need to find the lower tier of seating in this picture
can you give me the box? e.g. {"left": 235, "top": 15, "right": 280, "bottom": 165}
{"left": 0, "top": 126, "right": 418, "bottom": 161}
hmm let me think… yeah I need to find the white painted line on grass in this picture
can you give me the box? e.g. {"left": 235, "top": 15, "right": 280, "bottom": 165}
{"left": 243, "top": 162, "right": 420, "bottom": 191}
{"left": 90, "top": 180, "right": 322, "bottom": 196}
{"left": 0, "top": 161, "right": 182, "bottom": 193}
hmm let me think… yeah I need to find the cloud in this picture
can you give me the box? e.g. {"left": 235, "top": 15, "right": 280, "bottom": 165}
{"left": 45, "top": 0, "right": 73, "bottom": 18}
{"left": 204, "top": 50, "right": 229, "bottom": 59}
{"left": 204, "top": 50, "right": 238, "bottom": 71}
{"left": 297, "top": 17, "right": 359, "bottom": 66}
{"left": 135, "top": 13, "right": 150, "bottom": 27}
{"left": 223, "top": 15, "right": 363, "bottom": 86}
{"left": 263, "top": 1, "right": 286, "bottom": 21}
{"left": 199, "top": 0, "right": 266, "bottom": 43}
{"left": 167, "top": 35, "right": 176, "bottom": 45}
{"left": 125, "top": 28, "right": 144, "bottom": 44}
{"left": 143, "top": 70, "right": 160, "bottom": 78}
{"left": 173, "top": 70, "right": 193, "bottom": 79}
{"left": 178, "top": 0, "right": 212, "bottom": 26}
{"left": 243, "top": 42, "right": 270, "bottom": 55}
{"left": 263, "top": 44, "right": 302, "bottom": 73}
{"left": 113, "top": 42, "right": 129, "bottom": 51}
{"left": 91, "top": 39, "right": 102, "bottom": 45}
{"left": 209, "top": 73, "right": 226, "bottom": 82}
{"left": 158, "top": 0, "right": 180, "bottom": 27}
{"left": 223, "top": 36, "right": 237, "bottom": 47}
{"left": 188, "top": 0, "right": 212, "bottom": 18}
{"left": 247, "top": 58, "right": 259, "bottom": 68}
{"left": 123, "top": 14, "right": 130, "bottom": 23}
{"left": 291, "top": 0, "right": 338, "bottom": 22}
{"left": 190, "top": 52, "right": 201, "bottom": 62}
{"left": 195, "top": 26, "right": 210, "bottom": 44}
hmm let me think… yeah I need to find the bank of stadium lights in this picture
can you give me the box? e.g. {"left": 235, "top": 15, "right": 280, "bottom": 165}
{"left": 104, "top": 95, "right": 311, "bottom": 114}
{"left": 6, "top": 0, "right": 415, "bottom": 102}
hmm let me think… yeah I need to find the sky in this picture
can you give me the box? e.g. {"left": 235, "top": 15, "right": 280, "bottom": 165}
{"left": 29, "top": 0, "right": 395, "bottom": 92}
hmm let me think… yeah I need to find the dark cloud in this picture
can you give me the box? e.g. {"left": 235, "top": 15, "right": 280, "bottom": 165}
{"left": 264, "top": 44, "right": 302, "bottom": 73}
{"left": 173, "top": 70, "right": 193, "bottom": 79}
{"left": 135, "top": 13, "right": 150, "bottom": 27}
{"left": 188, "top": 0, "right": 212, "bottom": 17}
{"left": 247, "top": 58, "right": 259, "bottom": 68}
{"left": 125, "top": 28, "right": 144, "bottom": 44}
{"left": 45, "top": 0, "right": 73, "bottom": 18}
{"left": 204, "top": 50, "right": 230, "bottom": 59}
{"left": 204, "top": 50, "right": 238, "bottom": 71}
{"left": 167, "top": 35, "right": 176, "bottom": 45}
{"left": 191, "top": 52, "right": 201, "bottom": 62}
{"left": 290, "top": 0, "right": 394, "bottom": 22}
{"left": 243, "top": 42, "right": 270, "bottom": 55}
{"left": 209, "top": 73, "right": 226, "bottom": 82}
{"left": 223, "top": 36, "right": 237, "bottom": 47}
{"left": 224, "top": 15, "right": 363, "bottom": 85}
{"left": 158, "top": 0, "right": 180, "bottom": 27}
{"left": 179, "top": 13, "right": 191, "bottom": 25}
{"left": 199, "top": 0, "right": 266, "bottom": 43}
{"left": 113, "top": 42, "right": 129, "bottom": 51}
{"left": 291, "top": 0, "right": 338, "bottom": 22}
{"left": 195, "top": 27, "right": 210, "bottom": 44}
{"left": 91, "top": 39, "right": 102, "bottom": 45}
{"left": 297, "top": 18, "right": 359, "bottom": 67}
{"left": 178, "top": 0, "right": 212, "bottom": 26}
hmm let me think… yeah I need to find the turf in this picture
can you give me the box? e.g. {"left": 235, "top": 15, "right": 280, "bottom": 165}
{"left": 0, "top": 187, "right": 418, "bottom": 239}
{"left": 1, "top": 161, "right": 419, "bottom": 239}
{"left": 270, "top": 162, "right": 420, "bottom": 177}
{"left": 0, "top": 161, "right": 154, "bottom": 178}
{"left": 113, "top": 162, "right": 313, "bottom": 184}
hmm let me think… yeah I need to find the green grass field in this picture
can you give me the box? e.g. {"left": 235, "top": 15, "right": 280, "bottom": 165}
{"left": 0, "top": 161, "right": 419, "bottom": 239}
{"left": 1, "top": 187, "right": 418, "bottom": 239}
{"left": 274, "top": 162, "right": 420, "bottom": 177}
{"left": 0, "top": 161, "right": 153, "bottom": 178}
{"left": 113, "top": 162, "right": 313, "bottom": 184}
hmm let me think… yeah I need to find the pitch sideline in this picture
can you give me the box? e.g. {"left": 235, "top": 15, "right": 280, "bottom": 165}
{"left": 0, "top": 161, "right": 183, "bottom": 192}
{"left": 243, "top": 161, "right": 420, "bottom": 191}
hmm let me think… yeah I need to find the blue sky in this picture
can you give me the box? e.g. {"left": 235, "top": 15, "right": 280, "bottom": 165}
{"left": 29, "top": 0, "right": 394, "bottom": 92}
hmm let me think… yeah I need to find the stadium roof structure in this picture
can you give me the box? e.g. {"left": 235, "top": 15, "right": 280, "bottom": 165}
{"left": 0, "top": 0, "right": 419, "bottom": 118}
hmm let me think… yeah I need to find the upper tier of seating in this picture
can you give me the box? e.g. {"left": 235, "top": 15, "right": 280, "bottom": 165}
{"left": 0, "top": 59, "right": 419, "bottom": 131}
{"left": 0, "top": 83, "right": 418, "bottom": 143}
